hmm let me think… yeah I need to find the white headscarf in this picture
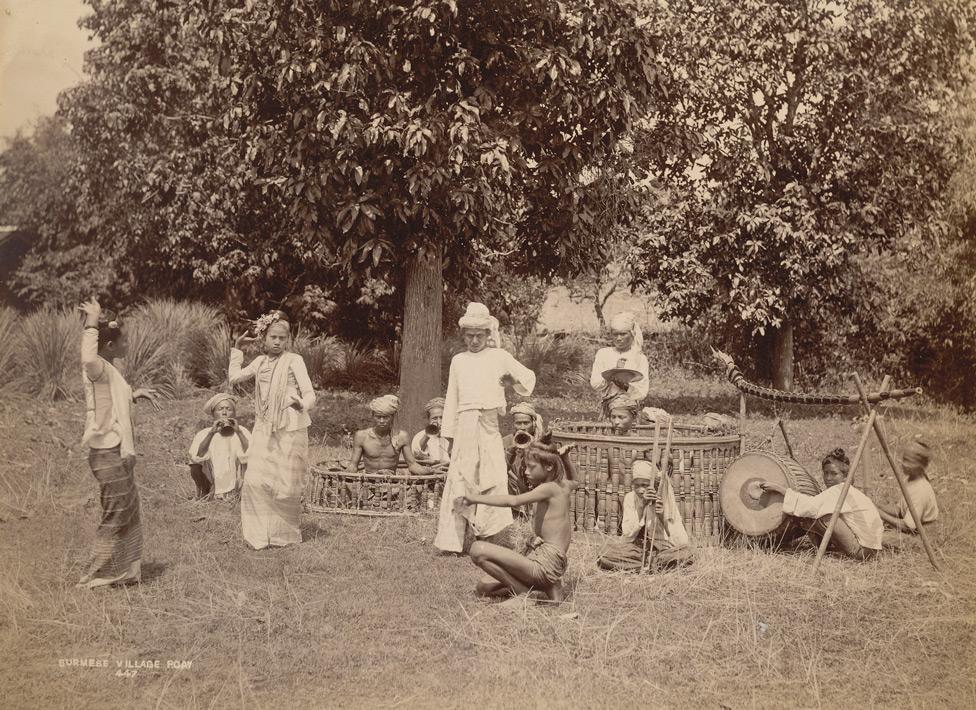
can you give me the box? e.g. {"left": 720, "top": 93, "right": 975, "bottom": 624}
{"left": 609, "top": 311, "right": 644, "bottom": 355}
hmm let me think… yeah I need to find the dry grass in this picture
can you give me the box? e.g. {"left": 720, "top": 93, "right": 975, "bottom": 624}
{"left": 0, "top": 384, "right": 974, "bottom": 709}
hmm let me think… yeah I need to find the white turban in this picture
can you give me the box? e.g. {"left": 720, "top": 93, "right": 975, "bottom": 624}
{"left": 510, "top": 401, "right": 544, "bottom": 437}
{"left": 632, "top": 460, "right": 659, "bottom": 483}
{"left": 204, "top": 393, "right": 236, "bottom": 417}
{"left": 424, "top": 397, "right": 446, "bottom": 413}
{"left": 369, "top": 395, "right": 400, "bottom": 415}
{"left": 458, "top": 302, "right": 493, "bottom": 330}
{"left": 609, "top": 311, "right": 644, "bottom": 353}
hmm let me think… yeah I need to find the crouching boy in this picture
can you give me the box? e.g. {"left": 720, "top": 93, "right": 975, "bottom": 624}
{"left": 457, "top": 442, "right": 577, "bottom": 603}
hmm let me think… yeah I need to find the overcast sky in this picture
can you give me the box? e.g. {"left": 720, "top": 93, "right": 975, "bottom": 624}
{"left": 0, "top": 0, "right": 91, "bottom": 139}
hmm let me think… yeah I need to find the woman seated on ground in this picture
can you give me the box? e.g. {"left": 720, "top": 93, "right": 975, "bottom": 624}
{"left": 760, "top": 448, "right": 883, "bottom": 561}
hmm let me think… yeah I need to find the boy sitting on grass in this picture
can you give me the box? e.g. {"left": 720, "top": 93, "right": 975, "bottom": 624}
{"left": 188, "top": 393, "right": 250, "bottom": 501}
{"left": 347, "top": 395, "right": 443, "bottom": 508}
{"left": 760, "top": 448, "right": 883, "bottom": 561}
{"left": 597, "top": 459, "right": 691, "bottom": 572}
{"left": 876, "top": 439, "right": 939, "bottom": 534}
{"left": 456, "top": 441, "right": 578, "bottom": 603}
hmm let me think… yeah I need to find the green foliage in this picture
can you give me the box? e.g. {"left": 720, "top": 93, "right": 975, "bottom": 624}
{"left": 632, "top": 0, "right": 976, "bottom": 355}
{"left": 291, "top": 332, "right": 343, "bottom": 389}
{"left": 514, "top": 334, "right": 589, "bottom": 393}
{"left": 324, "top": 341, "right": 395, "bottom": 393}
{"left": 0, "top": 308, "right": 20, "bottom": 386}
{"left": 15, "top": 308, "right": 83, "bottom": 400}
{"left": 186, "top": 322, "right": 233, "bottom": 389}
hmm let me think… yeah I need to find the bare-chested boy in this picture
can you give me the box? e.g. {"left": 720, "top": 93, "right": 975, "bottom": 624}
{"left": 457, "top": 442, "right": 578, "bottom": 603}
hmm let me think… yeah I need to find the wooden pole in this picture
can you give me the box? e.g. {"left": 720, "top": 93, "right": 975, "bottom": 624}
{"left": 812, "top": 375, "right": 890, "bottom": 573}
{"left": 777, "top": 418, "right": 796, "bottom": 460}
{"left": 644, "top": 418, "right": 674, "bottom": 574}
{"left": 854, "top": 374, "right": 941, "bottom": 572}
{"left": 738, "top": 391, "right": 747, "bottom": 455}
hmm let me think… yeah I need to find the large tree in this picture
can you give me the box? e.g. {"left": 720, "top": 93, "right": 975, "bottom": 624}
{"left": 192, "top": 0, "right": 667, "bottom": 431}
{"left": 631, "top": 0, "right": 976, "bottom": 388}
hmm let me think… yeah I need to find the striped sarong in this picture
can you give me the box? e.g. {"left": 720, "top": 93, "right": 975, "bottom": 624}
{"left": 80, "top": 446, "right": 142, "bottom": 587}
{"left": 596, "top": 533, "right": 692, "bottom": 573}
{"left": 241, "top": 427, "right": 308, "bottom": 549}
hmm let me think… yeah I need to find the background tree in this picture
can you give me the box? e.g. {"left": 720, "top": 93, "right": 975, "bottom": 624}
{"left": 632, "top": 0, "right": 976, "bottom": 389}
{"left": 195, "top": 0, "right": 668, "bottom": 432}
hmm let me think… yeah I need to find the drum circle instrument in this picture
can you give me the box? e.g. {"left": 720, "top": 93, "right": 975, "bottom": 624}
{"left": 719, "top": 450, "right": 823, "bottom": 544}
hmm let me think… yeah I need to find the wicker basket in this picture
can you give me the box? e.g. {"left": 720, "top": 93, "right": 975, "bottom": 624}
{"left": 307, "top": 465, "right": 447, "bottom": 517}
{"left": 550, "top": 421, "right": 743, "bottom": 545}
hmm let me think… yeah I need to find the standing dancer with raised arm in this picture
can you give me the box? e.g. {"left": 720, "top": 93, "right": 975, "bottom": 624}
{"left": 230, "top": 311, "right": 316, "bottom": 549}
{"left": 76, "top": 299, "right": 160, "bottom": 589}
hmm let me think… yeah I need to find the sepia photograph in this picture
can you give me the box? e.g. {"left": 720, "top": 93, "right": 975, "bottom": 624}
{"left": 0, "top": 0, "right": 974, "bottom": 707}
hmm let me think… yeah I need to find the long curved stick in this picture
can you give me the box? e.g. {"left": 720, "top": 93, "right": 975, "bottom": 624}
{"left": 712, "top": 347, "right": 921, "bottom": 405}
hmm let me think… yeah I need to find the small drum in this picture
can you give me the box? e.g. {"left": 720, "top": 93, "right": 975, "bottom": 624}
{"left": 720, "top": 451, "right": 823, "bottom": 542}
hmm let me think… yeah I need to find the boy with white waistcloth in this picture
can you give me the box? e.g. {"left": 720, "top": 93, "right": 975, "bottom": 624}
{"left": 434, "top": 303, "right": 536, "bottom": 553}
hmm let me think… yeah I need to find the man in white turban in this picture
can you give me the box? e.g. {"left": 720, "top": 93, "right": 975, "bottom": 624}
{"left": 434, "top": 303, "right": 537, "bottom": 552}
{"left": 188, "top": 393, "right": 250, "bottom": 500}
{"left": 590, "top": 312, "right": 650, "bottom": 419}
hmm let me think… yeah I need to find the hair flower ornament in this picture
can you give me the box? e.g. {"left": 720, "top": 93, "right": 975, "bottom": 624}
{"left": 252, "top": 311, "right": 281, "bottom": 337}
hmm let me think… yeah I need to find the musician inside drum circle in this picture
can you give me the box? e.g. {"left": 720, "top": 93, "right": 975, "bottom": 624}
{"left": 589, "top": 312, "right": 650, "bottom": 419}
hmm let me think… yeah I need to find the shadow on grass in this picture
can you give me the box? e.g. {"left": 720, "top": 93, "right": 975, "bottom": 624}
{"left": 141, "top": 561, "right": 169, "bottom": 584}
{"left": 300, "top": 519, "right": 329, "bottom": 541}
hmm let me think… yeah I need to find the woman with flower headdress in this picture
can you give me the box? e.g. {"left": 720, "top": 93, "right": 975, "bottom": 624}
{"left": 230, "top": 310, "right": 316, "bottom": 549}
{"left": 76, "top": 298, "right": 161, "bottom": 589}
{"left": 590, "top": 312, "right": 650, "bottom": 419}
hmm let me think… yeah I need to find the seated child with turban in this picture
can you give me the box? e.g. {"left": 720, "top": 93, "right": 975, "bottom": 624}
{"left": 411, "top": 397, "right": 452, "bottom": 466}
{"left": 597, "top": 459, "right": 691, "bottom": 572}
{"left": 188, "top": 393, "right": 251, "bottom": 500}
{"left": 347, "top": 394, "right": 440, "bottom": 508}
{"left": 875, "top": 439, "right": 939, "bottom": 534}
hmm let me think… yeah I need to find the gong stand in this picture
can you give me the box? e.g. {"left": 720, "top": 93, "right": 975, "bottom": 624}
{"left": 811, "top": 373, "right": 940, "bottom": 573}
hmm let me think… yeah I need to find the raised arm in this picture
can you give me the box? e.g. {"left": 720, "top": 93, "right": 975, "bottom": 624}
{"left": 558, "top": 444, "right": 578, "bottom": 482}
{"left": 228, "top": 348, "right": 262, "bottom": 385}
{"left": 505, "top": 350, "right": 536, "bottom": 397}
{"left": 78, "top": 300, "right": 105, "bottom": 381}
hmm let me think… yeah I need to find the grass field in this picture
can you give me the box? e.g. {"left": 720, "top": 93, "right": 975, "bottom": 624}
{"left": 0, "top": 378, "right": 974, "bottom": 709}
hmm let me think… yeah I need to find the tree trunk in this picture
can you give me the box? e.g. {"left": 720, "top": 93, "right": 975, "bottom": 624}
{"left": 397, "top": 243, "right": 443, "bottom": 436}
{"left": 771, "top": 320, "right": 794, "bottom": 391}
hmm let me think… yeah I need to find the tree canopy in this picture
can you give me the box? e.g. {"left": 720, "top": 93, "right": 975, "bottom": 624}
{"left": 631, "top": 0, "right": 976, "bottom": 387}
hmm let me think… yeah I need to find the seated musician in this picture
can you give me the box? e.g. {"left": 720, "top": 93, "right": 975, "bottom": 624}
{"left": 347, "top": 395, "right": 435, "bottom": 508}
{"left": 502, "top": 402, "right": 545, "bottom": 495}
{"left": 411, "top": 397, "right": 451, "bottom": 466}
{"left": 875, "top": 439, "right": 939, "bottom": 534}
{"left": 607, "top": 395, "right": 640, "bottom": 436}
{"left": 597, "top": 460, "right": 691, "bottom": 572}
{"left": 759, "top": 448, "right": 883, "bottom": 561}
{"left": 590, "top": 312, "right": 649, "bottom": 418}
